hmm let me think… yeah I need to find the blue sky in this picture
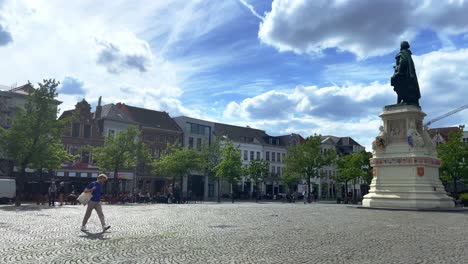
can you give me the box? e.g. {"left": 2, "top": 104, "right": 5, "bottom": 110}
{"left": 0, "top": 0, "right": 467, "bottom": 150}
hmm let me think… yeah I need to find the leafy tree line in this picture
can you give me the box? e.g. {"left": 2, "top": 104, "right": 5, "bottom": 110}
{"left": 438, "top": 129, "right": 468, "bottom": 198}
{"left": 282, "top": 134, "right": 372, "bottom": 202}
{"left": 2, "top": 79, "right": 464, "bottom": 206}
{"left": 0, "top": 80, "right": 73, "bottom": 206}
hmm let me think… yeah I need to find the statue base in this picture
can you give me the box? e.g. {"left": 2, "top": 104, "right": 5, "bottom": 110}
{"left": 362, "top": 105, "right": 454, "bottom": 209}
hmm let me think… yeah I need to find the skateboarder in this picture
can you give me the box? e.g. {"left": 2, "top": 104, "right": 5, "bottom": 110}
{"left": 81, "top": 174, "right": 111, "bottom": 232}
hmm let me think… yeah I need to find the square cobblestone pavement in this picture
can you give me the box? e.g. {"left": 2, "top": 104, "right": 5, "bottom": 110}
{"left": 0, "top": 202, "right": 467, "bottom": 264}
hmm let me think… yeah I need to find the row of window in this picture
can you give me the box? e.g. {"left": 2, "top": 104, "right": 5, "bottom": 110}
{"left": 188, "top": 137, "right": 203, "bottom": 150}
{"left": 270, "top": 166, "right": 281, "bottom": 176}
{"left": 72, "top": 123, "right": 92, "bottom": 138}
{"left": 143, "top": 134, "right": 176, "bottom": 143}
{"left": 187, "top": 123, "right": 210, "bottom": 136}
{"left": 242, "top": 150, "right": 285, "bottom": 162}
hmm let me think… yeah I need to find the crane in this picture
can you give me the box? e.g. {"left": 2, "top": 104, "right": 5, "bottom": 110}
{"left": 424, "top": 103, "right": 468, "bottom": 127}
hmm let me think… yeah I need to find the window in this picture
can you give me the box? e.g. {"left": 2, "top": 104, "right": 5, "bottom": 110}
{"left": 72, "top": 123, "right": 80, "bottom": 137}
{"left": 196, "top": 138, "right": 202, "bottom": 151}
{"left": 190, "top": 123, "right": 210, "bottom": 135}
{"left": 271, "top": 166, "right": 276, "bottom": 175}
{"left": 266, "top": 151, "right": 270, "bottom": 161}
{"left": 188, "top": 137, "right": 194, "bottom": 149}
{"left": 277, "top": 167, "right": 281, "bottom": 176}
{"left": 250, "top": 151, "right": 254, "bottom": 160}
{"left": 272, "top": 152, "right": 276, "bottom": 162}
{"left": 282, "top": 153, "right": 285, "bottom": 161}
{"left": 243, "top": 137, "right": 254, "bottom": 142}
{"left": 277, "top": 153, "right": 281, "bottom": 162}
{"left": 108, "top": 129, "right": 115, "bottom": 137}
{"left": 244, "top": 150, "right": 248, "bottom": 160}
{"left": 84, "top": 125, "right": 91, "bottom": 138}
{"left": 256, "top": 151, "right": 260, "bottom": 160}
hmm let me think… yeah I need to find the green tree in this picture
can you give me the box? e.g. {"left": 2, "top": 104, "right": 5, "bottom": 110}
{"left": 152, "top": 144, "right": 201, "bottom": 197}
{"left": 438, "top": 129, "right": 468, "bottom": 198}
{"left": 358, "top": 150, "right": 373, "bottom": 186}
{"left": 214, "top": 141, "right": 242, "bottom": 203}
{"left": 336, "top": 150, "right": 371, "bottom": 202}
{"left": 0, "top": 79, "right": 70, "bottom": 206}
{"left": 244, "top": 159, "right": 269, "bottom": 202}
{"left": 200, "top": 139, "right": 223, "bottom": 202}
{"left": 281, "top": 167, "right": 301, "bottom": 196}
{"left": 283, "top": 134, "right": 336, "bottom": 202}
{"left": 92, "top": 126, "right": 152, "bottom": 196}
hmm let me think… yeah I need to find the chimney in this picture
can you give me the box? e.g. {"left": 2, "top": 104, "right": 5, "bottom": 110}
{"left": 95, "top": 96, "right": 102, "bottom": 119}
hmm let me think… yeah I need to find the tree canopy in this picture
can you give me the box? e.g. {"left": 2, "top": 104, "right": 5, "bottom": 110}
{"left": 283, "top": 134, "right": 336, "bottom": 200}
{"left": 199, "top": 139, "right": 223, "bottom": 202}
{"left": 93, "top": 126, "right": 152, "bottom": 194}
{"left": 244, "top": 159, "right": 269, "bottom": 201}
{"left": 214, "top": 141, "right": 242, "bottom": 200}
{"left": 437, "top": 129, "right": 468, "bottom": 198}
{"left": 152, "top": 143, "right": 201, "bottom": 186}
{"left": 0, "top": 79, "right": 72, "bottom": 205}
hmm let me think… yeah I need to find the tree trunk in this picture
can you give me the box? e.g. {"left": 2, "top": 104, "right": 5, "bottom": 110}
{"left": 453, "top": 176, "right": 458, "bottom": 199}
{"left": 230, "top": 183, "right": 234, "bottom": 203}
{"left": 217, "top": 178, "right": 221, "bottom": 203}
{"left": 15, "top": 167, "right": 26, "bottom": 206}
{"left": 255, "top": 181, "right": 258, "bottom": 203}
{"left": 307, "top": 175, "right": 311, "bottom": 203}
{"left": 113, "top": 168, "right": 119, "bottom": 198}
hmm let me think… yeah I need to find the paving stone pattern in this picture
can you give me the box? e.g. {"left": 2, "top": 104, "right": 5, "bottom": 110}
{"left": 0, "top": 203, "right": 467, "bottom": 264}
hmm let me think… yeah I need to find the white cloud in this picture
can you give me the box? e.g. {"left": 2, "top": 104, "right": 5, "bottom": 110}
{"left": 259, "top": 0, "right": 468, "bottom": 58}
{"left": 414, "top": 48, "right": 468, "bottom": 118}
{"left": 223, "top": 82, "right": 393, "bottom": 121}
{"left": 0, "top": 0, "right": 240, "bottom": 115}
{"left": 221, "top": 48, "right": 468, "bottom": 150}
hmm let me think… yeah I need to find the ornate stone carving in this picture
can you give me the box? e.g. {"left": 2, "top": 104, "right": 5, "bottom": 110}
{"left": 372, "top": 126, "right": 387, "bottom": 152}
{"left": 407, "top": 121, "right": 424, "bottom": 149}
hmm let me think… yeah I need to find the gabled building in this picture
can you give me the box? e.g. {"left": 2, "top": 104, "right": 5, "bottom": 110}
{"left": 0, "top": 83, "right": 39, "bottom": 129}
{"left": 115, "top": 103, "right": 183, "bottom": 195}
{"left": 428, "top": 126, "right": 464, "bottom": 145}
{"left": 58, "top": 99, "right": 105, "bottom": 193}
{"left": 0, "top": 84, "right": 61, "bottom": 195}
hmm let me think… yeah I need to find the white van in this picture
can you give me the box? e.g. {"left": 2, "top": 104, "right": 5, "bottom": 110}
{"left": 0, "top": 178, "right": 15, "bottom": 204}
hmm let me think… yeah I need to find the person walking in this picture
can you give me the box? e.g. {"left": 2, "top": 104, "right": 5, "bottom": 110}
{"left": 48, "top": 182, "right": 57, "bottom": 206}
{"left": 81, "top": 174, "right": 111, "bottom": 232}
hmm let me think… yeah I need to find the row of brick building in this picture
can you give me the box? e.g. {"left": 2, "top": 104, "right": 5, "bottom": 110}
{"left": 2, "top": 83, "right": 465, "bottom": 200}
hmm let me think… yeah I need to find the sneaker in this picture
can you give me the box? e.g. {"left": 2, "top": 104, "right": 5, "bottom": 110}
{"left": 81, "top": 226, "right": 88, "bottom": 231}
{"left": 102, "top": 225, "right": 111, "bottom": 232}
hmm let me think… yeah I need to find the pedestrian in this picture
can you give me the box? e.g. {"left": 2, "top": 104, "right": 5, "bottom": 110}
{"left": 81, "top": 174, "right": 111, "bottom": 232}
{"left": 48, "top": 181, "right": 57, "bottom": 206}
{"left": 58, "top": 182, "right": 65, "bottom": 206}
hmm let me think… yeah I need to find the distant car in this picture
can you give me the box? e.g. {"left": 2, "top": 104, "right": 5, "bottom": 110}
{"left": 0, "top": 178, "right": 16, "bottom": 204}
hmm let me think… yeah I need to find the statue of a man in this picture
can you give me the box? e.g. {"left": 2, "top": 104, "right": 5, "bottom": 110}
{"left": 390, "top": 41, "right": 421, "bottom": 106}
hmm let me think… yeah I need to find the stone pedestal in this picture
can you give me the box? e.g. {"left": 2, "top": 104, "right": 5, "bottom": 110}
{"left": 362, "top": 105, "right": 454, "bottom": 209}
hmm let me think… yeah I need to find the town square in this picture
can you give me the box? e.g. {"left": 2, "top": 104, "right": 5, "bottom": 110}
{"left": 1, "top": 1, "right": 468, "bottom": 263}
{"left": 2, "top": 202, "right": 468, "bottom": 264}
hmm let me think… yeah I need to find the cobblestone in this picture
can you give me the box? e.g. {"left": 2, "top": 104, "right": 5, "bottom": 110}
{"left": 0, "top": 203, "right": 467, "bottom": 263}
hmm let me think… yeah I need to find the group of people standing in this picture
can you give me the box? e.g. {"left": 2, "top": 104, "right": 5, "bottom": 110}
{"left": 47, "top": 181, "right": 66, "bottom": 206}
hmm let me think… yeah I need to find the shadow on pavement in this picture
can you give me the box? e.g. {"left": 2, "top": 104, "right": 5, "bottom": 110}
{"left": 0, "top": 204, "right": 69, "bottom": 212}
{"left": 79, "top": 230, "right": 109, "bottom": 240}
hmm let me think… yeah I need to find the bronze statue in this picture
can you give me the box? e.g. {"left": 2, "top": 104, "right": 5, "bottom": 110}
{"left": 390, "top": 41, "right": 421, "bottom": 106}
